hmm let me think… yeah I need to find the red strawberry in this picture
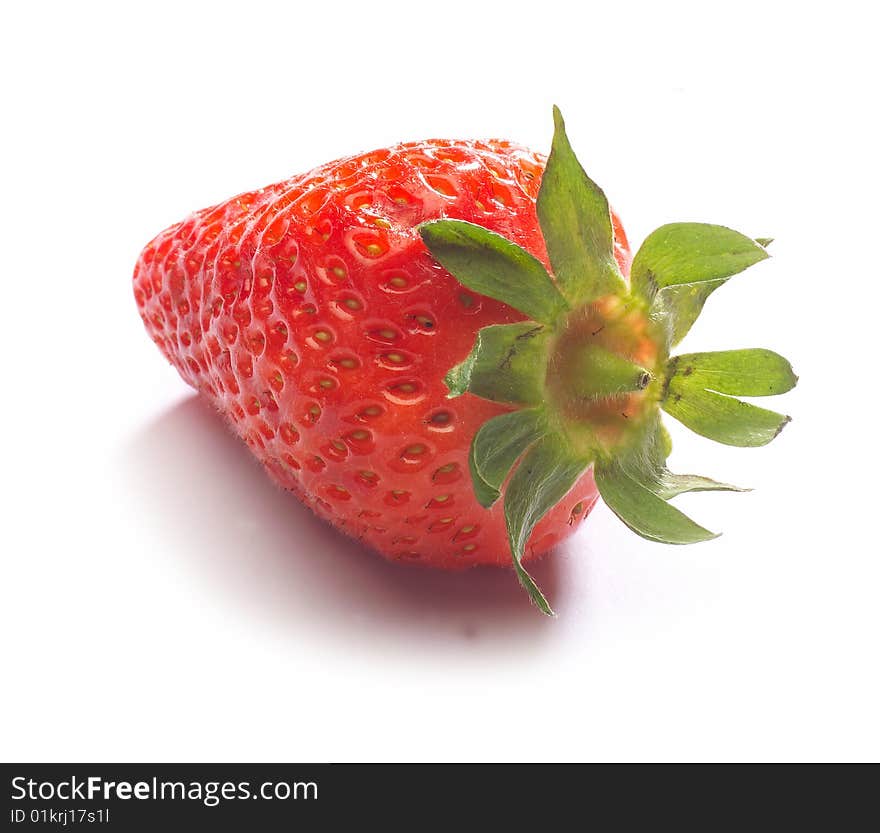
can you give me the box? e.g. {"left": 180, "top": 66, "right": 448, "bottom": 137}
{"left": 135, "top": 107, "right": 796, "bottom": 613}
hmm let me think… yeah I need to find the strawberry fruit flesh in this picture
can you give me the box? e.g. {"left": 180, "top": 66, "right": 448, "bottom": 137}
{"left": 135, "top": 138, "right": 628, "bottom": 570}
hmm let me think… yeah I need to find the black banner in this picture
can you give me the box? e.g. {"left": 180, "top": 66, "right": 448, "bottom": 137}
{"left": 0, "top": 762, "right": 870, "bottom": 828}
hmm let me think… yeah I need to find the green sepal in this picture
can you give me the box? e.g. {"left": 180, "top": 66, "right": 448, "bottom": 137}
{"left": 444, "top": 321, "right": 552, "bottom": 405}
{"left": 628, "top": 417, "right": 747, "bottom": 500}
{"left": 504, "top": 432, "right": 589, "bottom": 615}
{"left": 594, "top": 459, "right": 720, "bottom": 545}
{"left": 418, "top": 219, "right": 567, "bottom": 323}
{"left": 669, "top": 349, "right": 798, "bottom": 397}
{"left": 663, "top": 376, "right": 791, "bottom": 447}
{"left": 632, "top": 222, "right": 769, "bottom": 298}
{"left": 650, "top": 472, "right": 748, "bottom": 500}
{"left": 658, "top": 422, "right": 673, "bottom": 458}
{"left": 536, "top": 106, "right": 625, "bottom": 305}
{"left": 754, "top": 237, "right": 774, "bottom": 248}
{"left": 633, "top": 223, "right": 769, "bottom": 345}
{"left": 652, "top": 280, "right": 726, "bottom": 347}
{"left": 469, "top": 409, "right": 547, "bottom": 508}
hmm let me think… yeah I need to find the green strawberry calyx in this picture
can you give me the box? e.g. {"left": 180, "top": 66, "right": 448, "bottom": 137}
{"left": 418, "top": 107, "right": 797, "bottom": 615}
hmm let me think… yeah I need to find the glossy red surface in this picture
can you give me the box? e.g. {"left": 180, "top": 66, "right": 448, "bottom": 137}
{"left": 134, "top": 139, "right": 631, "bottom": 569}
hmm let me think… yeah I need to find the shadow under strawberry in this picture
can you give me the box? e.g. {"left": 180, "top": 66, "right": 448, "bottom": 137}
{"left": 121, "top": 395, "right": 580, "bottom": 649}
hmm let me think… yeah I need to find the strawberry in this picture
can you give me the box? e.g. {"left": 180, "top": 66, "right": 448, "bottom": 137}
{"left": 135, "top": 107, "right": 796, "bottom": 614}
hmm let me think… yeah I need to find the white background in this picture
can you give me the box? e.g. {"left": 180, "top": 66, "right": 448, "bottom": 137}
{"left": 2, "top": 0, "right": 878, "bottom": 762}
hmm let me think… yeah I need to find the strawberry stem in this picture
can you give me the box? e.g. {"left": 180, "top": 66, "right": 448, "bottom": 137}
{"left": 565, "top": 344, "right": 651, "bottom": 400}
